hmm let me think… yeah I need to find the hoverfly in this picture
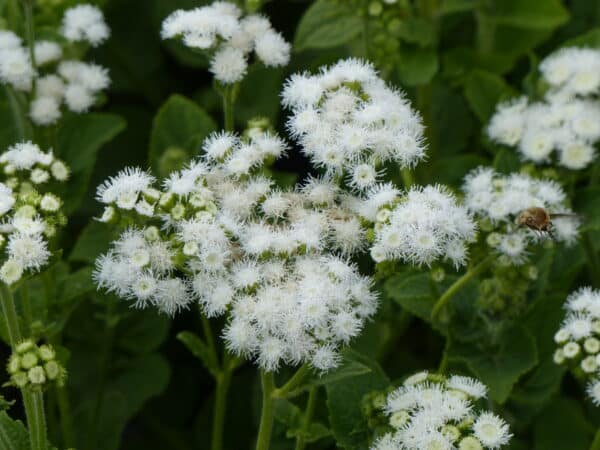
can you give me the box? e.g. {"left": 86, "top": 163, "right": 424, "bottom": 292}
{"left": 515, "top": 207, "right": 578, "bottom": 239}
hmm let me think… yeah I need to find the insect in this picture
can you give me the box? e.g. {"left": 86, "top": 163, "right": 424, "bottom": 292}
{"left": 515, "top": 207, "right": 578, "bottom": 239}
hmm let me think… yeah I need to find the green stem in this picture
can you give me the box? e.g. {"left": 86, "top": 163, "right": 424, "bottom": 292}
{"left": 582, "top": 232, "right": 600, "bottom": 288}
{"left": 211, "top": 352, "right": 234, "bottom": 450}
{"left": 222, "top": 85, "right": 235, "bottom": 132}
{"left": 56, "top": 387, "right": 74, "bottom": 448}
{"left": 400, "top": 168, "right": 414, "bottom": 188}
{"left": 475, "top": 8, "right": 495, "bottom": 54}
{"left": 0, "top": 284, "right": 47, "bottom": 450}
{"left": 201, "top": 314, "right": 219, "bottom": 370}
{"left": 4, "top": 86, "right": 30, "bottom": 140}
{"left": 0, "top": 283, "right": 22, "bottom": 346}
{"left": 431, "top": 255, "right": 494, "bottom": 321}
{"left": 21, "top": 0, "right": 37, "bottom": 71}
{"left": 255, "top": 370, "right": 275, "bottom": 450}
{"left": 294, "top": 386, "right": 318, "bottom": 450}
{"left": 23, "top": 390, "right": 46, "bottom": 450}
{"left": 20, "top": 284, "right": 32, "bottom": 336}
{"left": 273, "top": 364, "right": 311, "bottom": 399}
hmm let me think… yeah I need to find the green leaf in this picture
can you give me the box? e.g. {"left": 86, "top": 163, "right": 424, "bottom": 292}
{"left": 575, "top": 186, "right": 600, "bottom": 232}
{"left": 56, "top": 267, "right": 95, "bottom": 306}
{"left": 384, "top": 273, "right": 435, "bottom": 322}
{"left": 533, "top": 398, "right": 594, "bottom": 450}
{"left": 309, "top": 348, "right": 373, "bottom": 387}
{"left": 448, "top": 325, "right": 538, "bottom": 403}
{"left": 294, "top": 0, "right": 362, "bottom": 52}
{"left": 177, "top": 331, "right": 219, "bottom": 377}
{"left": 562, "top": 28, "right": 600, "bottom": 48}
{"left": 274, "top": 399, "right": 331, "bottom": 444}
{"left": 464, "top": 70, "right": 516, "bottom": 122}
{"left": 69, "top": 221, "right": 113, "bottom": 264}
{"left": 149, "top": 94, "right": 216, "bottom": 177}
{"left": 493, "top": 148, "right": 521, "bottom": 173}
{"left": 326, "top": 350, "right": 389, "bottom": 449}
{"left": 0, "top": 411, "right": 29, "bottom": 450}
{"left": 55, "top": 113, "right": 126, "bottom": 214}
{"left": 0, "top": 87, "right": 33, "bottom": 148}
{"left": 440, "top": 0, "right": 477, "bottom": 14}
{"left": 116, "top": 309, "right": 170, "bottom": 354}
{"left": 236, "top": 67, "right": 285, "bottom": 125}
{"left": 397, "top": 47, "right": 439, "bottom": 86}
{"left": 394, "top": 18, "right": 436, "bottom": 47}
{"left": 488, "top": 0, "right": 569, "bottom": 30}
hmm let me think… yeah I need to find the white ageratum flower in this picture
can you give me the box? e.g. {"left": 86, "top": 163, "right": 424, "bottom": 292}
{"left": 373, "top": 373, "right": 512, "bottom": 450}
{"left": 0, "top": 45, "right": 35, "bottom": 91}
{"left": 61, "top": 4, "right": 110, "bottom": 47}
{"left": 161, "top": 2, "right": 290, "bottom": 84}
{"left": 95, "top": 130, "right": 379, "bottom": 372}
{"left": 540, "top": 47, "right": 600, "bottom": 96}
{"left": 96, "top": 167, "right": 155, "bottom": 209}
{"left": 283, "top": 59, "right": 425, "bottom": 179}
{"left": 370, "top": 185, "right": 476, "bottom": 268}
{"left": 463, "top": 167, "right": 579, "bottom": 263}
{"left": 554, "top": 287, "right": 600, "bottom": 399}
{"left": 487, "top": 47, "right": 600, "bottom": 170}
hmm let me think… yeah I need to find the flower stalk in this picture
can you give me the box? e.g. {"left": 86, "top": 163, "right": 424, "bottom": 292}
{"left": 255, "top": 370, "right": 276, "bottom": 450}
{"left": 431, "top": 255, "right": 494, "bottom": 321}
{"left": 294, "top": 386, "right": 318, "bottom": 450}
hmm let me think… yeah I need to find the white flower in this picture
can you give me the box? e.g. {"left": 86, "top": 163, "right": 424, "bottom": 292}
{"left": 0, "top": 183, "right": 15, "bottom": 216}
{"left": 0, "top": 46, "right": 35, "bottom": 91}
{"left": 96, "top": 167, "right": 155, "bottom": 207}
{"left": 210, "top": 46, "right": 247, "bottom": 84}
{"left": 30, "top": 97, "right": 61, "bottom": 126}
{"left": 37, "top": 75, "right": 66, "bottom": 100}
{"left": 33, "top": 40, "right": 62, "bottom": 66}
{"left": 7, "top": 233, "right": 50, "bottom": 270}
{"left": 283, "top": 59, "right": 425, "bottom": 176}
{"left": 371, "top": 185, "right": 476, "bottom": 267}
{"left": 447, "top": 375, "right": 487, "bottom": 399}
{"left": 0, "top": 259, "right": 23, "bottom": 284}
{"left": 472, "top": 412, "right": 512, "bottom": 449}
{"left": 254, "top": 30, "right": 290, "bottom": 67}
{"left": 587, "top": 379, "right": 600, "bottom": 406}
{"left": 61, "top": 4, "right": 110, "bottom": 47}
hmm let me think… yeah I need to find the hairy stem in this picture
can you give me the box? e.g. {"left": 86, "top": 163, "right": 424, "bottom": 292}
{"left": 211, "top": 362, "right": 233, "bottom": 450}
{"left": 222, "top": 85, "right": 236, "bottom": 132}
{"left": 294, "top": 386, "right": 318, "bottom": 450}
{"left": 23, "top": 390, "right": 47, "bottom": 450}
{"left": 21, "top": 0, "right": 37, "bottom": 70}
{"left": 255, "top": 370, "right": 275, "bottom": 450}
{"left": 0, "top": 284, "right": 47, "bottom": 450}
{"left": 4, "top": 86, "right": 30, "bottom": 140}
{"left": 273, "top": 364, "right": 310, "bottom": 399}
{"left": 431, "top": 255, "right": 494, "bottom": 321}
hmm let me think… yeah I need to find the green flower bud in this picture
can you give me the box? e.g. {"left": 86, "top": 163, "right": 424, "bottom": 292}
{"left": 38, "top": 345, "right": 56, "bottom": 361}
{"left": 171, "top": 203, "right": 186, "bottom": 220}
{"left": 44, "top": 361, "right": 61, "bottom": 381}
{"left": 21, "top": 352, "right": 39, "bottom": 370}
{"left": 144, "top": 226, "right": 160, "bottom": 242}
{"left": 7, "top": 354, "right": 20, "bottom": 374}
{"left": 28, "top": 366, "right": 46, "bottom": 385}
{"left": 157, "top": 147, "right": 188, "bottom": 177}
{"left": 16, "top": 340, "right": 35, "bottom": 354}
{"left": 458, "top": 436, "right": 483, "bottom": 450}
{"left": 12, "top": 371, "right": 28, "bottom": 388}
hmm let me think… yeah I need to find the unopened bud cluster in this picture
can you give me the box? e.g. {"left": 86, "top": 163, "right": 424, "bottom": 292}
{"left": 553, "top": 287, "right": 600, "bottom": 405}
{"left": 370, "top": 371, "right": 512, "bottom": 450}
{"left": 0, "top": 142, "right": 69, "bottom": 285}
{"left": 6, "top": 340, "right": 65, "bottom": 390}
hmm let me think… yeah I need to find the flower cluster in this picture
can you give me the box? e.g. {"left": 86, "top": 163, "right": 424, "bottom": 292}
{"left": 94, "top": 130, "right": 377, "bottom": 371}
{"left": 369, "top": 185, "right": 476, "bottom": 268}
{"left": 6, "top": 340, "right": 66, "bottom": 389}
{"left": 282, "top": 58, "right": 425, "bottom": 183}
{"left": 0, "top": 30, "right": 35, "bottom": 91}
{"left": 372, "top": 371, "right": 512, "bottom": 450}
{"left": 0, "top": 142, "right": 69, "bottom": 285}
{"left": 161, "top": 1, "right": 290, "bottom": 84}
{"left": 61, "top": 4, "right": 110, "bottom": 47}
{"left": 553, "top": 287, "right": 600, "bottom": 405}
{"left": 487, "top": 47, "right": 600, "bottom": 170}
{"left": 463, "top": 167, "right": 578, "bottom": 265}
{"left": 0, "top": 5, "right": 111, "bottom": 126}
